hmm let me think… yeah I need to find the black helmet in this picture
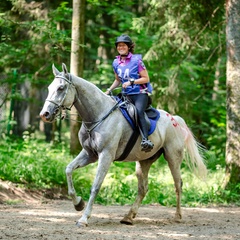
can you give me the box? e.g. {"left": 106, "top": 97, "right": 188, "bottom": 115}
{"left": 115, "top": 34, "right": 133, "bottom": 47}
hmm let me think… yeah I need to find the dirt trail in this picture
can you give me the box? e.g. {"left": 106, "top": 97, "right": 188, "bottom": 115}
{"left": 0, "top": 180, "right": 240, "bottom": 240}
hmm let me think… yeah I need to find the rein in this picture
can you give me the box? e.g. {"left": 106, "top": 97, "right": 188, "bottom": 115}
{"left": 82, "top": 99, "right": 124, "bottom": 134}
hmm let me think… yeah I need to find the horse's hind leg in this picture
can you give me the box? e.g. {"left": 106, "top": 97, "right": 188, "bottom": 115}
{"left": 120, "top": 159, "right": 156, "bottom": 225}
{"left": 164, "top": 148, "right": 183, "bottom": 222}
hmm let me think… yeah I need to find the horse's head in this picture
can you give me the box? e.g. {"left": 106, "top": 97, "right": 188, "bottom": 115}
{"left": 40, "top": 63, "right": 76, "bottom": 122}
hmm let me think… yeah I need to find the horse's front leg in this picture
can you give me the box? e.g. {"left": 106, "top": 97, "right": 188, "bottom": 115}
{"left": 66, "top": 149, "right": 97, "bottom": 210}
{"left": 76, "top": 152, "right": 112, "bottom": 227}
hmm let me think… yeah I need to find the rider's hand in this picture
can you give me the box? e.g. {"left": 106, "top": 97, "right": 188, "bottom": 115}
{"left": 122, "top": 81, "right": 131, "bottom": 89}
{"left": 105, "top": 89, "right": 111, "bottom": 95}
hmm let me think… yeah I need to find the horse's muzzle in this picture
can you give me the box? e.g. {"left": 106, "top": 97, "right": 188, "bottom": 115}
{"left": 40, "top": 110, "right": 51, "bottom": 122}
{"left": 40, "top": 109, "right": 58, "bottom": 122}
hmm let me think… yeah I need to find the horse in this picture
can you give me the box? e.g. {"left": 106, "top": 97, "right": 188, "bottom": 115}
{"left": 40, "top": 63, "right": 207, "bottom": 228}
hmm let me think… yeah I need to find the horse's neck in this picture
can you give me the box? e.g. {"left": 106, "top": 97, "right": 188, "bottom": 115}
{"left": 72, "top": 75, "right": 114, "bottom": 122}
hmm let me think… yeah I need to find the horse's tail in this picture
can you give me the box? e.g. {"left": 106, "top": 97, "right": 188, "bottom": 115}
{"left": 175, "top": 116, "right": 207, "bottom": 180}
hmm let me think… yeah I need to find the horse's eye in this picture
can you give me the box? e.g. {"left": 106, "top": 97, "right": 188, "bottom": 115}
{"left": 58, "top": 85, "right": 64, "bottom": 91}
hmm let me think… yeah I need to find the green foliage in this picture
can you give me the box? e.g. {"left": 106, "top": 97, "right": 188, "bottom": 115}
{"left": 1, "top": 0, "right": 227, "bottom": 165}
{"left": 0, "top": 137, "right": 239, "bottom": 206}
{"left": 0, "top": 1, "right": 72, "bottom": 80}
{"left": 0, "top": 135, "right": 67, "bottom": 188}
{"left": 0, "top": 0, "right": 233, "bottom": 205}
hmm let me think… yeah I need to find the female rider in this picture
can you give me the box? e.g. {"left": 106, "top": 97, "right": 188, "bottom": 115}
{"left": 106, "top": 34, "right": 154, "bottom": 152}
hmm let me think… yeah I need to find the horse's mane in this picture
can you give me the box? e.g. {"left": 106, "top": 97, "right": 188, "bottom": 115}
{"left": 70, "top": 73, "right": 113, "bottom": 103}
{"left": 71, "top": 74, "right": 102, "bottom": 92}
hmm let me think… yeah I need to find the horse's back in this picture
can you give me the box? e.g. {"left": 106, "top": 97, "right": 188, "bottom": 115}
{"left": 153, "top": 110, "right": 188, "bottom": 148}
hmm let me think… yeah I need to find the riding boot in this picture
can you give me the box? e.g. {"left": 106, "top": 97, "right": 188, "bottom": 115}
{"left": 138, "top": 120, "right": 154, "bottom": 152}
{"left": 141, "top": 137, "right": 154, "bottom": 152}
{"left": 130, "top": 93, "right": 154, "bottom": 152}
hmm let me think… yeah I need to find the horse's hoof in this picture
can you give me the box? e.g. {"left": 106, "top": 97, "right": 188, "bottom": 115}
{"left": 174, "top": 214, "right": 182, "bottom": 223}
{"left": 120, "top": 215, "right": 133, "bottom": 225}
{"left": 174, "top": 218, "right": 182, "bottom": 223}
{"left": 74, "top": 198, "right": 85, "bottom": 211}
{"left": 76, "top": 221, "right": 88, "bottom": 228}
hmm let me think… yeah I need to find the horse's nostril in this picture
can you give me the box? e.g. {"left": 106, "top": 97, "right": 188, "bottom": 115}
{"left": 40, "top": 111, "right": 50, "bottom": 121}
{"left": 44, "top": 111, "right": 49, "bottom": 117}
{"left": 45, "top": 112, "right": 51, "bottom": 121}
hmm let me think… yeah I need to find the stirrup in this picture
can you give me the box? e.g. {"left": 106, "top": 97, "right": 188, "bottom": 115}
{"left": 141, "top": 138, "right": 154, "bottom": 152}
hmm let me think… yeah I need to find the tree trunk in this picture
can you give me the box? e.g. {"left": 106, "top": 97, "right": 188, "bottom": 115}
{"left": 70, "top": 0, "right": 85, "bottom": 154}
{"left": 224, "top": 0, "right": 240, "bottom": 191}
{"left": 12, "top": 81, "right": 30, "bottom": 137}
{"left": 0, "top": 83, "right": 9, "bottom": 135}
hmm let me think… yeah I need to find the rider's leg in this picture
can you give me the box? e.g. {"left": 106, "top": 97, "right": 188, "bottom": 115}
{"left": 128, "top": 94, "right": 154, "bottom": 151}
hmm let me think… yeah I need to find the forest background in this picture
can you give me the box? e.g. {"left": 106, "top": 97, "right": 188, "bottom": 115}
{"left": 0, "top": 0, "right": 238, "bottom": 206}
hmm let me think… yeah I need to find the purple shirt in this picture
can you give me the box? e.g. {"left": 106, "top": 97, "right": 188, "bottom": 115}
{"left": 115, "top": 52, "right": 146, "bottom": 73}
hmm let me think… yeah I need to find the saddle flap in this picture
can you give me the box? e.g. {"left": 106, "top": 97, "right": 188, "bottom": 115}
{"left": 126, "top": 103, "right": 138, "bottom": 123}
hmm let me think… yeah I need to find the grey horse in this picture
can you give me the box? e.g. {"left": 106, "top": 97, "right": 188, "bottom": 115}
{"left": 40, "top": 63, "right": 207, "bottom": 227}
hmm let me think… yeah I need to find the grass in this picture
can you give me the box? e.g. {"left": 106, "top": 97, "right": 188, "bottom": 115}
{"left": 0, "top": 133, "right": 239, "bottom": 207}
{"left": 4, "top": 199, "right": 23, "bottom": 205}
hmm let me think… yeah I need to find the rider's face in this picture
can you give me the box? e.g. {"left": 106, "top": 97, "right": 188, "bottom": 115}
{"left": 117, "top": 42, "right": 129, "bottom": 55}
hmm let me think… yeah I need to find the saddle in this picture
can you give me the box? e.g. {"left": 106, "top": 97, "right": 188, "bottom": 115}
{"left": 113, "top": 94, "right": 160, "bottom": 161}
{"left": 115, "top": 93, "right": 159, "bottom": 131}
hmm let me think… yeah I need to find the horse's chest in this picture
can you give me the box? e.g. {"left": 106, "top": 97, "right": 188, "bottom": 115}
{"left": 81, "top": 130, "right": 107, "bottom": 153}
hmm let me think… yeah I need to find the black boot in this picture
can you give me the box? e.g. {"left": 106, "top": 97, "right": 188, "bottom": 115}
{"left": 141, "top": 138, "right": 154, "bottom": 152}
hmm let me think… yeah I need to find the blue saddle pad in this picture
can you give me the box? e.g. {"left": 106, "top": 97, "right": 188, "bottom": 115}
{"left": 146, "top": 108, "right": 160, "bottom": 135}
{"left": 114, "top": 96, "right": 160, "bottom": 136}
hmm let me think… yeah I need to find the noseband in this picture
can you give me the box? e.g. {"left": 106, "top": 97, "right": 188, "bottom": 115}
{"left": 46, "top": 73, "right": 75, "bottom": 111}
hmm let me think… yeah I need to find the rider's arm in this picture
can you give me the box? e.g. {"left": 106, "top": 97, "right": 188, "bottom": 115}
{"left": 122, "top": 69, "right": 150, "bottom": 88}
{"left": 105, "top": 73, "right": 121, "bottom": 94}
{"left": 134, "top": 69, "right": 149, "bottom": 84}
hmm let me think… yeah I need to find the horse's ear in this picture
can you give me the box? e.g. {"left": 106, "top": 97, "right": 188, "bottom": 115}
{"left": 62, "top": 63, "right": 69, "bottom": 75}
{"left": 52, "top": 64, "right": 60, "bottom": 76}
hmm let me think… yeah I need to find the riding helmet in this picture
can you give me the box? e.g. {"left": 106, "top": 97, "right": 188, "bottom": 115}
{"left": 115, "top": 34, "right": 133, "bottom": 48}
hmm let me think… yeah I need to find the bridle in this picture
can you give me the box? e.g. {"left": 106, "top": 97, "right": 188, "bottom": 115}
{"left": 45, "top": 72, "right": 125, "bottom": 134}
{"left": 46, "top": 73, "right": 76, "bottom": 111}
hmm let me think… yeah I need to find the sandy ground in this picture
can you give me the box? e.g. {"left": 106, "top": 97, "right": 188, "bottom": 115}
{"left": 0, "top": 180, "right": 240, "bottom": 240}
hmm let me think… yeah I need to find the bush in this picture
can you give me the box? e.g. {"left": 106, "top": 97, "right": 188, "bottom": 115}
{"left": 0, "top": 136, "right": 239, "bottom": 206}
